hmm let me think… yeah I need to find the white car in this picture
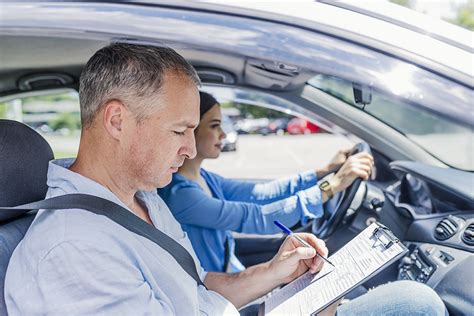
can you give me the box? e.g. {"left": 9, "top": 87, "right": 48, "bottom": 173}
{"left": 0, "top": 1, "right": 473, "bottom": 315}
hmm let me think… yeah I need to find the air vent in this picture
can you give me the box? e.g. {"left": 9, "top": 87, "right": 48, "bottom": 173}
{"left": 462, "top": 223, "right": 474, "bottom": 246}
{"left": 434, "top": 215, "right": 461, "bottom": 240}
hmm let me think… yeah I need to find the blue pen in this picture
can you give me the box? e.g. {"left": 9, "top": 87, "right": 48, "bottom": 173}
{"left": 274, "top": 220, "right": 335, "bottom": 268}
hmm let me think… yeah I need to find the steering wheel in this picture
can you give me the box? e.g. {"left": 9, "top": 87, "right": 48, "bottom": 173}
{"left": 312, "top": 142, "right": 372, "bottom": 239}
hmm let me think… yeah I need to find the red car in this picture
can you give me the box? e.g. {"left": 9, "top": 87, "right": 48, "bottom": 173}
{"left": 286, "top": 117, "right": 320, "bottom": 134}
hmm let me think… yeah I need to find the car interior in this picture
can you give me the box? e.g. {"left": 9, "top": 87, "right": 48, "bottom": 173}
{"left": 0, "top": 31, "right": 473, "bottom": 316}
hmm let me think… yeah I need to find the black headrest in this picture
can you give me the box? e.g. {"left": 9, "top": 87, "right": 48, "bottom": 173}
{"left": 0, "top": 120, "right": 54, "bottom": 221}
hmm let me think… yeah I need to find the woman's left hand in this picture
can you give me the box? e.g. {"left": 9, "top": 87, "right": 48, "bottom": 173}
{"left": 324, "top": 147, "right": 353, "bottom": 174}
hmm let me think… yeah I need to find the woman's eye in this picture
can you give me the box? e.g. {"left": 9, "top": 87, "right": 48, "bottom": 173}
{"left": 173, "top": 131, "right": 185, "bottom": 136}
{"left": 211, "top": 124, "right": 220, "bottom": 129}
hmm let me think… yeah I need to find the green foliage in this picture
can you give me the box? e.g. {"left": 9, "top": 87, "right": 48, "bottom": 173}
{"left": 22, "top": 93, "right": 77, "bottom": 105}
{"left": 389, "top": 0, "right": 412, "bottom": 8}
{"left": 0, "top": 103, "right": 7, "bottom": 118}
{"left": 220, "top": 101, "right": 234, "bottom": 109}
{"left": 49, "top": 112, "right": 81, "bottom": 131}
{"left": 53, "top": 149, "right": 78, "bottom": 159}
{"left": 390, "top": 0, "right": 473, "bottom": 31}
{"left": 450, "top": 1, "right": 474, "bottom": 31}
{"left": 238, "top": 103, "right": 289, "bottom": 119}
{"left": 221, "top": 101, "right": 290, "bottom": 119}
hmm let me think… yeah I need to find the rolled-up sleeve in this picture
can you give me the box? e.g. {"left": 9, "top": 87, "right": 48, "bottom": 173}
{"left": 219, "top": 170, "right": 318, "bottom": 204}
{"left": 169, "top": 182, "right": 324, "bottom": 235}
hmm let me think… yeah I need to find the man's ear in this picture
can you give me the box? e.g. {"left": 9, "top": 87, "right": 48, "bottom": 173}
{"left": 102, "top": 100, "right": 125, "bottom": 140}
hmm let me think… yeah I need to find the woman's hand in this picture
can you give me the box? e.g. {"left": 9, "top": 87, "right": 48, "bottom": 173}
{"left": 316, "top": 147, "right": 352, "bottom": 178}
{"left": 326, "top": 147, "right": 353, "bottom": 173}
{"left": 329, "top": 152, "right": 374, "bottom": 194}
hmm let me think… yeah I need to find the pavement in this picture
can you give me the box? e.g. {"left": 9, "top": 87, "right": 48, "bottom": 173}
{"left": 202, "top": 134, "right": 354, "bottom": 179}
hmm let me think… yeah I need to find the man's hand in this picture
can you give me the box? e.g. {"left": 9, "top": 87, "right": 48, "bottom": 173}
{"left": 204, "top": 233, "right": 328, "bottom": 308}
{"left": 269, "top": 233, "right": 328, "bottom": 284}
{"left": 329, "top": 151, "right": 374, "bottom": 194}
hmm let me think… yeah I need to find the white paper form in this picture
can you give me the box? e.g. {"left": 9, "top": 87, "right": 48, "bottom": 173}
{"left": 263, "top": 223, "right": 406, "bottom": 316}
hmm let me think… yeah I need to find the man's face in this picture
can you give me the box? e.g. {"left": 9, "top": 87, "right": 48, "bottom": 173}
{"left": 122, "top": 73, "right": 199, "bottom": 190}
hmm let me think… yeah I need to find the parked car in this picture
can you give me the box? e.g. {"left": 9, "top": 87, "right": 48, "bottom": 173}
{"left": 0, "top": 1, "right": 473, "bottom": 315}
{"left": 259, "top": 117, "right": 289, "bottom": 136}
{"left": 234, "top": 118, "right": 270, "bottom": 134}
{"left": 221, "top": 115, "right": 238, "bottom": 152}
{"left": 287, "top": 117, "right": 321, "bottom": 135}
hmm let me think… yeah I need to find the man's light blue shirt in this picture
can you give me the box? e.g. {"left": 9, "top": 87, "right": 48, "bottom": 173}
{"left": 158, "top": 169, "right": 324, "bottom": 273}
{"left": 5, "top": 159, "right": 238, "bottom": 315}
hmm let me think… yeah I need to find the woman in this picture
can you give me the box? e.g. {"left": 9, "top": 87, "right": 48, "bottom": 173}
{"left": 159, "top": 91, "right": 373, "bottom": 272}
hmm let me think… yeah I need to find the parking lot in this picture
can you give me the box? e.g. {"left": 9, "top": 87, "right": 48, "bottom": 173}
{"left": 44, "top": 132, "right": 354, "bottom": 180}
{"left": 203, "top": 134, "right": 353, "bottom": 179}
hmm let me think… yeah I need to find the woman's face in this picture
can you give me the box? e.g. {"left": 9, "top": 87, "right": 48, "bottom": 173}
{"left": 195, "top": 104, "right": 226, "bottom": 159}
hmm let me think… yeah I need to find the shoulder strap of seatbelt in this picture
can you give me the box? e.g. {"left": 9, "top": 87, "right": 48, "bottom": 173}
{"left": 0, "top": 193, "right": 205, "bottom": 287}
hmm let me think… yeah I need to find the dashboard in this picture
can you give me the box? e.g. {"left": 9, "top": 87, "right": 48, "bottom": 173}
{"left": 371, "top": 161, "right": 474, "bottom": 315}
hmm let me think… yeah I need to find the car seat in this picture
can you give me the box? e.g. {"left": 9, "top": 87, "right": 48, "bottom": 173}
{"left": 0, "top": 119, "right": 54, "bottom": 314}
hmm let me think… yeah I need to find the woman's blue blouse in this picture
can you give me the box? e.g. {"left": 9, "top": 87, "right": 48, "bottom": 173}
{"left": 158, "top": 169, "right": 324, "bottom": 272}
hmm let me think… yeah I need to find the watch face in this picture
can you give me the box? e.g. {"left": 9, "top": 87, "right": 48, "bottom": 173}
{"left": 320, "top": 181, "right": 330, "bottom": 190}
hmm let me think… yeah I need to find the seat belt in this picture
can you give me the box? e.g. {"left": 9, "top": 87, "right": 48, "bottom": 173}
{"left": 0, "top": 193, "right": 205, "bottom": 288}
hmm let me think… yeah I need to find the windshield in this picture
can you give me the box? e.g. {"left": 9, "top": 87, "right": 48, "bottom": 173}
{"left": 308, "top": 74, "right": 473, "bottom": 171}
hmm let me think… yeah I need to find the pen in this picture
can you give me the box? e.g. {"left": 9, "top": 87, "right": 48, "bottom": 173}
{"left": 274, "top": 220, "right": 335, "bottom": 268}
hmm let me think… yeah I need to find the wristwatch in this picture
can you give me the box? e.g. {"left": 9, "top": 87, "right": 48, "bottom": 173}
{"left": 319, "top": 180, "right": 334, "bottom": 199}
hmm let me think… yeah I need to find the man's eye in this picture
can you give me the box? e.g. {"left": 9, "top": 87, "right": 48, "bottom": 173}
{"left": 173, "top": 131, "right": 185, "bottom": 136}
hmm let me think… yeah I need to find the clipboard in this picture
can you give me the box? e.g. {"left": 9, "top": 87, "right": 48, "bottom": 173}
{"left": 259, "top": 222, "right": 408, "bottom": 316}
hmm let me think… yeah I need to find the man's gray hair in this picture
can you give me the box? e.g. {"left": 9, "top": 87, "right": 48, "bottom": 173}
{"left": 79, "top": 43, "right": 201, "bottom": 128}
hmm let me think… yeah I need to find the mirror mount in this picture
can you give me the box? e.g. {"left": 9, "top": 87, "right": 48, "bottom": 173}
{"left": 352, "top": 83, "right": 372, "bottom": 110}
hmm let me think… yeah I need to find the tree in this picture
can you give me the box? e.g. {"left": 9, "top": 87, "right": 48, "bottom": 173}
{"left": 0, "top": 103, "right": 7, "bottom": 119}
{"left": 49, "top": 112, "right": 81, "bottom": 131}
{"left": 389, "top": 0, "right": 412, "bottom": 8}
{"left": 450, "top": 1, "right": 474, "bottom": 31}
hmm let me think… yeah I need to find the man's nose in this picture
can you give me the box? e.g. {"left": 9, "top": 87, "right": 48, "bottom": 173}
{"left": 181, "top": 132, "right": 197, "bottom": 159}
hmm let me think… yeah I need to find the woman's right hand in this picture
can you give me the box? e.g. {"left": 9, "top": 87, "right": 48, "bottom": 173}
{"left": 329, "top": 152, "right": 374, "bottom": 194}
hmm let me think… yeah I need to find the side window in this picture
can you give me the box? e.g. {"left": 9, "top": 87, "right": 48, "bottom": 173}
{"left": 0, "top": 89, "right": 81, "bottom": 158}
{"left": 201, "top": 88, "right": 354, "bottom": 180}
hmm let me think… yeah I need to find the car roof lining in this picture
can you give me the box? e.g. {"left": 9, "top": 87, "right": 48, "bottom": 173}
{"left": 0, "top": 33, "right": 450, "bottom": 167}
{"left": 0, "top": 35, "right": 315, "bottom": 97}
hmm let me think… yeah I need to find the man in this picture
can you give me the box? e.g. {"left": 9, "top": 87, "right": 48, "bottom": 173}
{"left": 4, "top": 43, "right": 327, "bottom": 315}
{"left": 5, "top": 44, "right": 446, "bottom": 315}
